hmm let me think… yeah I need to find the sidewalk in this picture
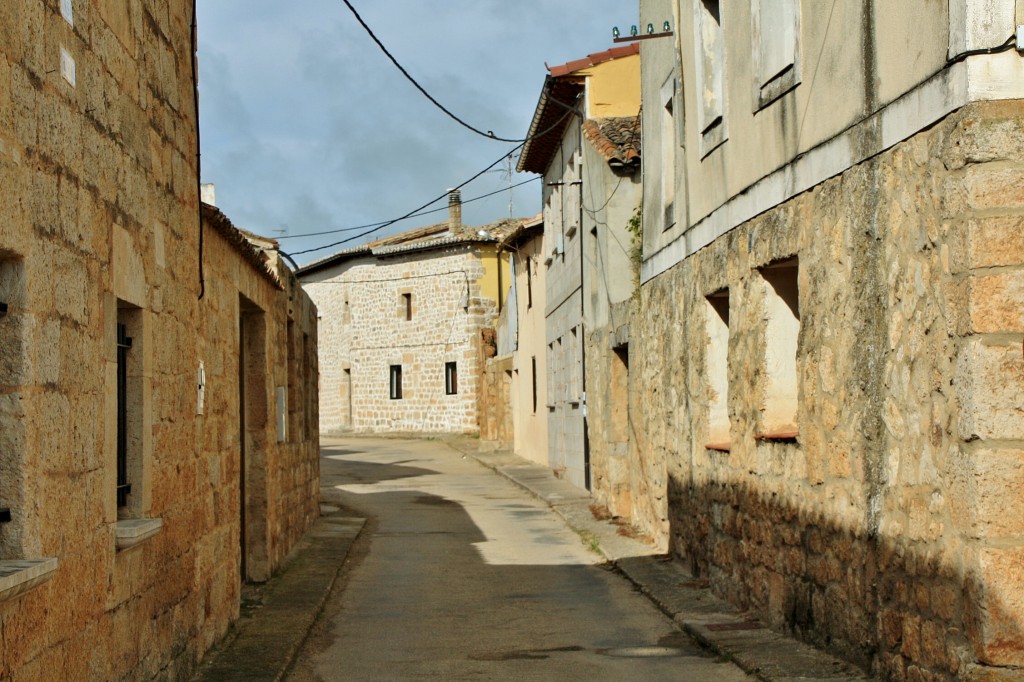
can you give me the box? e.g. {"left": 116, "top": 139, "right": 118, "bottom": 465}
{"left": 192, "top": 509, "right": 366, "bottom": 682}
{"left": 447, "top": 438, "right": 872, "bottom": 682}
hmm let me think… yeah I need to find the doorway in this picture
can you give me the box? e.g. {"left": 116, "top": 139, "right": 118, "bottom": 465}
{"left": 239, "top": 296, "right": 269, "bottom": 582}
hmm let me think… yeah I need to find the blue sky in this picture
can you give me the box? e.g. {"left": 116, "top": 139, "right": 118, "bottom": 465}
{"left": 196, "top": 0, "right": 632, "bottom": 266}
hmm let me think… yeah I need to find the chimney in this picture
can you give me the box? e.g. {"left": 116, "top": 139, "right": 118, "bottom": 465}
{"left": 448, "top": 189, "right": 462, "bottom": 230}
{"left": 201, "top": 183, "right": 216, "bottom": 206}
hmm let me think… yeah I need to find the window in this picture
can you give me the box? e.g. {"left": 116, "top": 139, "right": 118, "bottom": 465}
{"left": 526, "top": 257, "right": 533, "bottom": 309}
{"left": 758, "top": 258, "right": 799, "bottom": 439}
{"left": 401, "top": 292, "right": 412, "bottom": 321}
{"left": 531, "top": 356, "right": 538, "bottom": 413}
{"left": 660, "top": 76, "right": 677, "bottom": 231}
{"left": 751, "top": 0, "right": 800, "bottom": 108}
{"left": 389, "top": 365, "right": 403, "bottom": 400}
{"left": 115, "top": 304, "right": 143, "bottom": 513}
{"left": 694, "top": 0, "right": 726, "bottom": 153}
{"left": 115, "top": 321, "right": 133, "bottom": 508}
{"left": 444, "top": 362, "right": 458, "bottom": 395}
{"left": 705, "top": 289, "right": 730, "bottom": 449}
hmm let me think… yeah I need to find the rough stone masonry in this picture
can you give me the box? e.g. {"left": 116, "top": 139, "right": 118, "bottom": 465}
{"left": 627, "top": 100, "right": 1024, "bottom": 680}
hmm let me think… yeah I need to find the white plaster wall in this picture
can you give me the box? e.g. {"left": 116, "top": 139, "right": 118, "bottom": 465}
{"left": 641, "top": 0, "right": 1022, "bottom": 281}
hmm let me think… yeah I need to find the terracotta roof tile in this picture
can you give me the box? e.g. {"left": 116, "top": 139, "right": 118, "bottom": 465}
{"left": 547, "top": 43, "right": 640, "bottom": 78}
{"left": 201, "top": 203, "right": 283, "bottom": 289}
{"left": 295, "top": 217, "right": 525, "bottom": 276}
{"left": 582, "top": 116, "right": 642, "bottom": 169}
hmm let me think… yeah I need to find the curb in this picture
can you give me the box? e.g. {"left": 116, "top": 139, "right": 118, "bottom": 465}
{"left": 192, "top": 510, "right": 367, "bottom": 682}
{"left": 451, "top": 439, "right": 871, "bottom": 682}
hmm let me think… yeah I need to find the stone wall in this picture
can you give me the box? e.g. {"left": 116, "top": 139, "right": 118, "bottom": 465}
{"left": 303, "top": 246, "right": 494, "bottom": 435}
{"left": 631, "top": 100, "right": 1024, "bottom": 679}
{"left": 0, "top": 2, "right": 319, "bottom": 679}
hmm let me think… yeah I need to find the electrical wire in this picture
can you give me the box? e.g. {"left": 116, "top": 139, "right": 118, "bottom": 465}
{"left": 277, "top": 176, "right": 539, "bottom": 240}
{"left": 341, "top": 0, "right": 577, "bottom": 144}
{"left": 285, "top": 144, "right": 525, "bottom": 259}
{"left": 192, "top": 0, "right": 204, "bottom": 300}
{"left": 947, "top": 34, "right": 1017, "bottom": 66}
{"left": 279, "top": 101, "right": 578, "bottom": 263}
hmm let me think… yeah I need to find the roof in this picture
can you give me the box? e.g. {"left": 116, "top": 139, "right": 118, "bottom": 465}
{"left": 547, "top": 43, "right": 640, "bottom": 78}
{"left": 582, "top": 116, "right": 641, "bottom": 170}
{"left": 295, "top": 217, "right": 525, "bottom": 277}
{"left": 518, "top": 44, "right": 640, "bottom": 175}
{"left": 498, "top": 213, "right": 543, "bottom": 251}
{"left": 201, "top": 203, "right": 283, "bottom": 289}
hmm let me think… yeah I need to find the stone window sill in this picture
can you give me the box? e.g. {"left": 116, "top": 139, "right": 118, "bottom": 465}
{"left": 115, "top": 518, "right": 163, "bottom": 551}
{"left": 0, "top": 558, "right": 58, "bottom": 602}
{"left": 754, "top": 431, "right": 799, "bottom": 444}
{"left": 705, "top": 442, "right": 731, "bottom": 453}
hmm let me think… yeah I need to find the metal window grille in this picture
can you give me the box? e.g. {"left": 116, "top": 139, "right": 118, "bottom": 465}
{"left": 444, "top": 362, "right": 457, "bottom": 395}
{"left": 116, "top": 323, "right": 133, "bottom": 507}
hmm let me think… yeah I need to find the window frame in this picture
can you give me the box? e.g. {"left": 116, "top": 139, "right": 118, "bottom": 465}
{"left": 444, "top": 361, "right": 458, "bottom": 395}
{"left": 751, "top": 0, "right": 801, "bottom": 110}
{"left": 115, "top": 321, "right": 133, "bottom": 508}
{"left": 693, "top": 0, "right": 728, "bottom": 156}
{"left": 389, "top": 364, "right": 403, "bottom": 400}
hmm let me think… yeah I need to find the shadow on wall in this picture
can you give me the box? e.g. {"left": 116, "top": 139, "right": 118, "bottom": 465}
{"left": 666, "top": 470, "right": 1021, "bottom": 679}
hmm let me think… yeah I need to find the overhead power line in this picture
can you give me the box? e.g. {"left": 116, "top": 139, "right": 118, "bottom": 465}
{"left": 277, "top": 176, "right": 539, "bottom": 240}
{"left": 286, "top": 144, "right": 526, "bottom": 259}
{"left": 341, "top": 0, "right": 576, "bottom": 144}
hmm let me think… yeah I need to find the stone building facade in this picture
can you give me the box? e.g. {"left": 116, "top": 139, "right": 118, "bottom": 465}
{"left": 629, "top": 0, "right": 1024, "bottom": 677}
{"left": 518, "top": 44, "right": 641, "bottom": 490}
{"left": 0, "top": 2, "right": 319, "bottom": 679}
{"left": 298, "top": 196, "right": 516, "bottom": 435}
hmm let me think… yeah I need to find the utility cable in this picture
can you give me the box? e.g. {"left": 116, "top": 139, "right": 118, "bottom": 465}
{"left": 277, "top": 176, "right": 539, "bottom": 240}
{"left": 947, "top": 34, "right": 1017, "bottom": 66}
{"left": 285, "top": 144, "right": 524, "bottom": 259}
{"left": 341, "top": 0, "right": 579, "bottom": 144}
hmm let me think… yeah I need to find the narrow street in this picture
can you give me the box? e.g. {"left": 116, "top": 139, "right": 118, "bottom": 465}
{"left": 285, "top": 437, "right": 751, "bottom": 681}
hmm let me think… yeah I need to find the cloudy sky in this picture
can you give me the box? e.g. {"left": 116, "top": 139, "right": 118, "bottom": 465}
{"left": 196, "top": 0, "right": 631, "bottom": 266}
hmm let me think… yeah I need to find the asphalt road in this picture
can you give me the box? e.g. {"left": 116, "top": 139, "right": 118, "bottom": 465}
{"left": 285, "top": 437, "right": 752, "bottom": 681}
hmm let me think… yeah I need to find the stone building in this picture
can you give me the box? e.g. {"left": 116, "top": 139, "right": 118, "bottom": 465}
{"left": 630, "top": 0, "right": 1024, "bottom": 677}
{"left": 298, "top": 193, "right": 517, "bottom": 435}
{"left": 518, "top": 44, "right": 642, "bottom": 490}
{"left": 0, "top": 2, "right": 319, "bottom": 678}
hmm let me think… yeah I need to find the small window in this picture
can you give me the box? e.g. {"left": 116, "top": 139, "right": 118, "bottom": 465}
{"left": 751, "top": 0, "right": 801, "bottom": 108}
{"left": 758, "top": 258, "right": 800, "bottom": 438}
{"left": 705, "top": 289, "right": 730, "bottom": 448}
{"left": 444, "top": 362, "right": 458, "bottom": 395}
{"left": 116, "top": 322, "right": 133, "bottom": 508}
{"left": 531, "top": 356, "right": 538, "bottom": 413}
{"left": 115, "top": 303, "right": 144, "bottom": 515}
{"left": 660, "top": 76, "right": 677, "bottom": 231}
{"left": 694, "top": 0, "right": 727, "bottom": 153}
{"left": 389, "top": 365, "right": 403, "bottom": 400}
{"left": 402, "top": 293, "right": 412, "bottom": 321}
{"left": 526, "top": 257, "right": 533, "bottom": 309}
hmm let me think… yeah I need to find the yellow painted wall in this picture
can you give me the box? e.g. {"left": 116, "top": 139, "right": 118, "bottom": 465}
{"left": 579, "top": 53, "right": 640, "bottom": 118}
{"left": 478, "top": 244, "right": 510, "bottom": 308}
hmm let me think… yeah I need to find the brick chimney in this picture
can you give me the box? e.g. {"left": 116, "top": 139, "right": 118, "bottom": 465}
{"left": 448, "top": 189, "right": 462, "bottom": 231}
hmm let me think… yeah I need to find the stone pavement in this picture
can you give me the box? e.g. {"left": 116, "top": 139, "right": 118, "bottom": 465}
{"left": 193, "top": 436, "right": 871, "bottom": 681}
